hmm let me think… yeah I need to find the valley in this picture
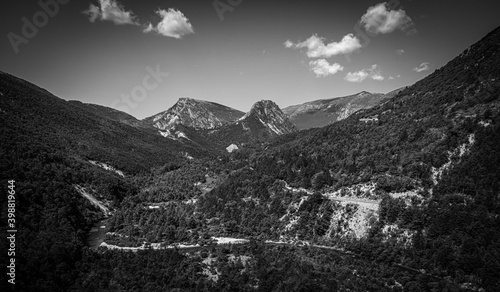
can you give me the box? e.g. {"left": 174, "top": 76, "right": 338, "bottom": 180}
{"left": 1, "top": 23, "right": 500, "bottom": 292}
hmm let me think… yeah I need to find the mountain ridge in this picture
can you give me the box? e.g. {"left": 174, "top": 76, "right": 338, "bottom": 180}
{"left": 142, "top": 98, "right": 298, "bottom": 150}
{"left": 199, "top": 25, "right": 500, "bottom": 289}
{"left": 238, "top": 100, "right": 298, "bottom": 135}
{"left": 282, "top": 89, "right": 404, "bottom": 130}
{"left": 143, "top": 97, "right": 245, "bottom": 130}
{"left": 202, "top": 99, "right": 298, "bottom": 149}
{"left": 0, "top": 72, "right": 209, "bottom": 173}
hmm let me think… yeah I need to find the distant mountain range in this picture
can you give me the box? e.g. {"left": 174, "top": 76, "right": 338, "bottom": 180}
{"left": 140, "top": 90, "right": 403, "bottom": 148}
{"left": 142, "top": 98, "right": 297, "bottom": 149}
{"left": 1, "top": 67, "right": 399, "bottom": 159}
{"left": 282, "top": 89, "right": 403, "bottom": 130}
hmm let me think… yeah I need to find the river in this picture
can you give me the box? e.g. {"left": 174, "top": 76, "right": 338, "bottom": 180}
{"left": 86, "top": 219, "right": 108, "bottom": 250}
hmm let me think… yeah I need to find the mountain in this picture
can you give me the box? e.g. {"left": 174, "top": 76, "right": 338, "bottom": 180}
{"left": 0, "top": 70, "right": 215, "bottom": 290}
{"left": 200, "top": 26, "right": 500, "bottom": 289}
{"left": 143, "top": 97, "right": 245, "bottom": 130}
{"left": 205, "top": 100, "right": 298, "bottom": 148}
{"left": 68, "top": 101, "right": 153, "bottom": 129}
{"left": 144, "top": 98, "right": 297, "bottom": 151}
{"left": 0, "top": 72, "right": 208, "bottom": 174}
{"left": 239, "top": 100, "right": 298, "bottom": 135}
{"left": 282, "top": 89, "right": 403, "bottom": 130}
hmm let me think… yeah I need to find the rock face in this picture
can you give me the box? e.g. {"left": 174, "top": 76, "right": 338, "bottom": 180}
{"left": 226, "top": 144, "right": 239, "bottom": 153}
{"left": 202, "top": 100, "right": 298, "bottom": 148}
{"left": 143, "top": 97, "right": 245, "bottom": 130}
{"left": 238, "top": 100, "right": 298, "bottom": 136}
{"left": 282, "top": 90, "right": 403, "bottom": 130}
{"left": 146, "top": 98, "right": 298, "bottom": 148}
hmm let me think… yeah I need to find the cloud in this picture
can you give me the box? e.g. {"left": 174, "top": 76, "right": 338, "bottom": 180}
{"left": 396, "top": 49, "right": 405, "bottom": 55}
{"left": 345, "top": 65, "right": 384, "bottom": 82}
{"left": 285, "top": 33, "right": 362, "bottom": 58}
{"left": 83, "top": 0, "right": 139, "bottom": 25}
{"left": 372, "top": 73, "right": 384, "bottom": 81}
{"left": 388, "top": 74, "right": 401, "bottom": 80}
{"left": 144, "top": 8, "right": 194, "bottom": 39}
{"left": 360, "top": 2, "right": 415, "bottom": 35}
{"left": 309, "top": 59, "right": 344, "bottom": 77}
{"left": 412, "top": 62, "right": 430, "bottom": 72}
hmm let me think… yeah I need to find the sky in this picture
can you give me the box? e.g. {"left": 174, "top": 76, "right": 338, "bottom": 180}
{"left": 1, "top": 0, "right": 499, "bottom": 119}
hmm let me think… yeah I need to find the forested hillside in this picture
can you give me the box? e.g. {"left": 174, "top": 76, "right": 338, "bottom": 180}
{"left": 0, "top": 71, "right": 208, "bottom": 174}
{"left": 0, "top": 71, "right": 206, "bottom": 290}
{"left": 199, "top": 26, "right": 500, "bottom": 290}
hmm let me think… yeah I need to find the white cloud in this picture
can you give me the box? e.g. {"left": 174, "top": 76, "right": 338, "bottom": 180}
{"left": 412, "top": 62, "right": 430, "bottom": 72}
{"left": 285, "top": 33, "right": 362, "bottom": 58}
{"left": 143, "top": 23, "right": 153, "bottom": 33}
{"left": 84, "top": 4, "right": 100, "bottom": 23}
{"left": 83, "top": 0, "right": 139, "bottom": 25}
{"left": 284, "top": 40, "right": 294, "bottom": 48}
{"left": 360, "top": 2, "right": 414, "bottom": 35}
{"left": 144, "top": 8, "right": 194, "bottom": 39}
{"left": 345, "top": 64, "right": 385, "bottom": 82}
{"left": 309, "top": 59, "right": 344, "bottom": 77}
{"left": 396, "top": 49, "right": 405, "bottom": 55}
{"left": 389, "top": 74, "right": 402, "bottom": 80}
{"left": 372, "top": 73, "right": 384, "bottom": 81}
{"left": 345, "top": 71, "right": 369, "bottom": 83}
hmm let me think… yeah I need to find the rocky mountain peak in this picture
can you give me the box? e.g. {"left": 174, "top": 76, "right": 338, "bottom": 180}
{"left": 240, "top": 100, "right": 297, "bottom": 135}
{"left": 144, "top": 98, "right": 244, "bottom": 131}
{"left": 175, "top": 97, "right": 205, "bottom": 106}
{"left": 244, "top": 100, "right": 282, "bottom": 118}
